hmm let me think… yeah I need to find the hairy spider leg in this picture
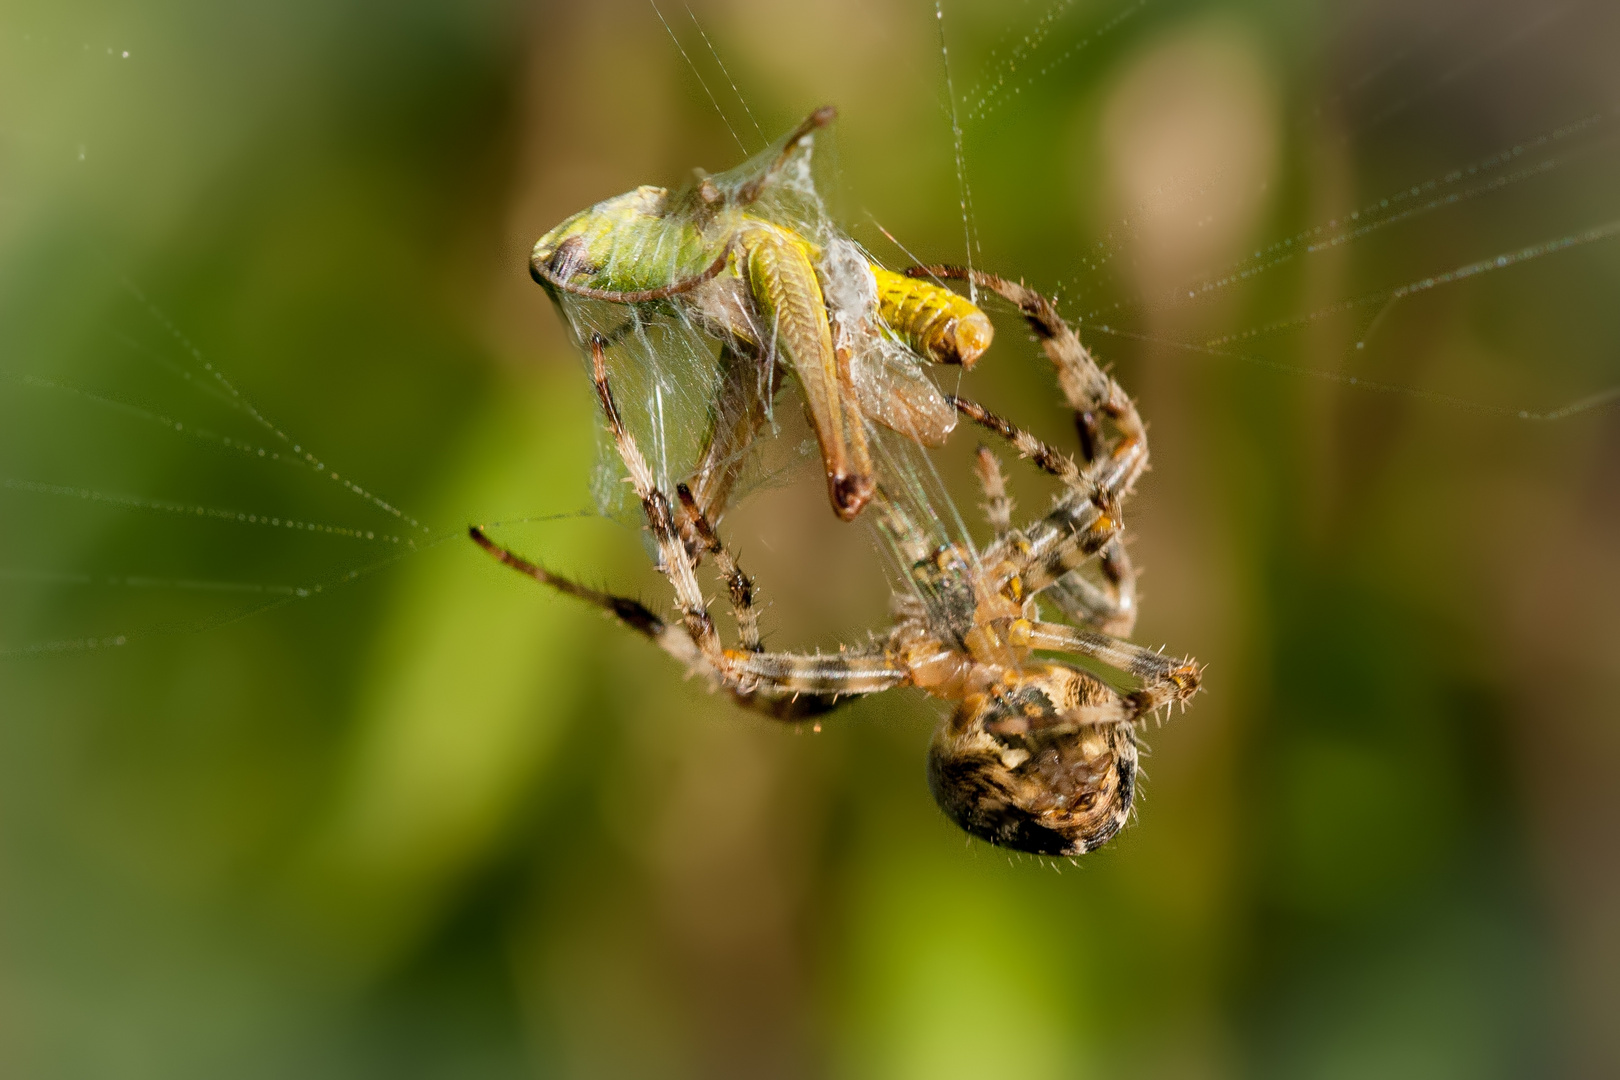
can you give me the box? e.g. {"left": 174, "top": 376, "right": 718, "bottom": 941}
{"left": 946, "top": 395, "right": 1119, "bottom": 597}
{"left": 965, "top": 272, "right": 1142, "bottom": 635}
{"left": 467, "top": 525, "right": 696, "bottom": 664}
{"left": 917, "top": 269, "right": 1148, "bottom": 472}
{"left": 583, "top": 336, "right": 728, "bottom": 671}
{"left": 468, "top": 525, "right": 864, "bottom": 721}
{"left": 475, "top": 334, "right": 904, "bottom": 716}
{"left": 674, "top": 481, "right": 760, "bottom": 652}
{"left": 973, "top": 447, "right": 1014, "bottom": 541}
{"left": 1045, "top": 538, "right": 1137, "bottom": 638}
{"left": 916, "top": 267, "right": 1143, "bottom": 635}
{"left": 583, "top": 333, "right": 902, "bottom": 697}
{"left": 969, "top": 447, "right": 1138, "bottom": 645}
{"left": 952, "top": 396, "right": 1140, "bottom": 635}
{"left": 1020, "top": 622, "right": 1201, "bottom": 716}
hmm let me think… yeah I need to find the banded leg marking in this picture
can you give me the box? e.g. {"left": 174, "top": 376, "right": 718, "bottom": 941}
{"left": 676, "top": 482, "right": 762, "bottom": 653}
{"left": 1025, "top": 621, "right": 1201, "bottom": 714}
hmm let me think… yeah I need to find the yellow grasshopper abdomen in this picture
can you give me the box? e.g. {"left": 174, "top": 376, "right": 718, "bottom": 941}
{"left": 872, "top": 266, "right": 993, "bottom": 369}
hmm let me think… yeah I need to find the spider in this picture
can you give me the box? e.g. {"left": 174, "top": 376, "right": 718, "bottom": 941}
{"left": 473, "top": 269, "right": 1201, "bottom": 856}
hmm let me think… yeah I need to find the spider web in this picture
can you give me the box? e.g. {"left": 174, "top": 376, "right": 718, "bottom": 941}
{"left": 0, "top": 259, "right": 446, "bottom": 658}
{"left": 3, "top": 6, "right": 1618, "bottom": 1075}
{"left": 932, "top": 0, "right": 1620, "bottom": 424}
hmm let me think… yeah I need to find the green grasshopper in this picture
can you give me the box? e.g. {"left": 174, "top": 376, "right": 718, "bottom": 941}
{"left": 530, "top": 106, "right": 992, "bottom": 523}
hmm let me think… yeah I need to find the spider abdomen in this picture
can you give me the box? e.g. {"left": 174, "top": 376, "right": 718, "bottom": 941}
{"left": 926, "top": 666, "right": 1139, "bottom": 856}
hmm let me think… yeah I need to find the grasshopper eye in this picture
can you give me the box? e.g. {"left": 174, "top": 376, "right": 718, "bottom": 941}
{"left": 926, "top": 678, "right": 1137, "bottom": 856}
{"left": 544, "top": 236, "right": 589, "bottom": 280}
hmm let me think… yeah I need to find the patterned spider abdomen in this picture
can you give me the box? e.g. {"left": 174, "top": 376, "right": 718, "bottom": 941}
{"left": 926, "top": 665, "right": 1138, "bottom": 856}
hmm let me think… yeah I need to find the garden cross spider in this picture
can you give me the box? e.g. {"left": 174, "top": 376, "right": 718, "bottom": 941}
{"left": 473, "top": 269, "right": 1200, "bottom": 856}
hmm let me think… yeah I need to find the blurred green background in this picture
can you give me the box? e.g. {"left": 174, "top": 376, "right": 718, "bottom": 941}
{"left": 3, "top": 0, "right": 1618, "bottom": 1076}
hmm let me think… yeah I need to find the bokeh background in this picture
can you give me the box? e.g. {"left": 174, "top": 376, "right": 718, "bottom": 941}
{"left": 3, "top": 0, "right": 1618, "bottom": 1076}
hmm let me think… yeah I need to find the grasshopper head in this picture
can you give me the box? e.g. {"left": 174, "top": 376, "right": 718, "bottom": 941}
{"left": 530, "top": 186, "right": 670, "bottom": 287}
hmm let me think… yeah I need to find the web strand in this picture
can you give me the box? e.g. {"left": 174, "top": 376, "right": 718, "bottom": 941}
{"left": 935, "top": 1, "right": 979, "bottom": 302}
{"left": 1203, "top": 215, "right": 1620, "bottom": 350}
{"left": 1087, "top": 322, "right": 1620, "bottom": 424}
{"left": 0, "top": 477, "right": 413, "bottom": 544}
{"left": 964, "top": 0, "right": 1150, "bottom": 126}
{"left": 649, "top": 0, "right": 748, "bottom": 154}
{"left": 685, "top": 4, "right": 764, "bottom": 148}
{"left": 0, "top": 530, "right": 461, "bottom": 660}
{"left": 112, "top": 268, "right": 432, "bottom": 535}
{"left": 1081, "top": 107, "right": 1617, "bottom": 325}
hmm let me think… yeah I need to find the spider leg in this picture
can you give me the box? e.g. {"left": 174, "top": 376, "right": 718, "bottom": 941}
{"left": 585, "top": 334, "right": 731, "bottom": 673}
{"left": 588, "top": 334, "right": 907, "bottom": 710}
{"left": 675, "top": 481, "right": 761, "bottom": 653}
{"left": 950, "top": 395, "right": 1082, "bottom": 486}
{"left": 469, "top": 525, "right": 699, "bottom": 666}
{"left": 1022, "top": 621, "right": 1201, "bottom": 715}
{"left": 1041, "top": 538, "right": 1138, "bottom": 636}
{"left": 469, "top": 526, "right": 897, "bottom": 721}
{"left": 948, "top": 395, "right": 1120, "bottom": 597}
{"left": 728, "top": 650, "right": 910, "bottom": 697}
{"left": 973, "top": 447, "right": 1014, "bottom": 541}
{"left": 908, "top": 266, "right": 1148, "bottom": 492}
{"left": 970, "top": 444, "right": 1132, "bottom": 631}
{"left": 922, "top": 272, "right": 1143, "bottom": 629}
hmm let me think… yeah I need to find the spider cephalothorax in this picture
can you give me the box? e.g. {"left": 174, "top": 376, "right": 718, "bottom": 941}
{"left": 475, "top": 266, "right": 1201, "bottom": 857}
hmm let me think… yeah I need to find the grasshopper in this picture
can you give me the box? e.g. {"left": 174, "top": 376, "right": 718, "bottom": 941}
{"left": 530, "top": 107, "right": 992, "bottom": 523}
